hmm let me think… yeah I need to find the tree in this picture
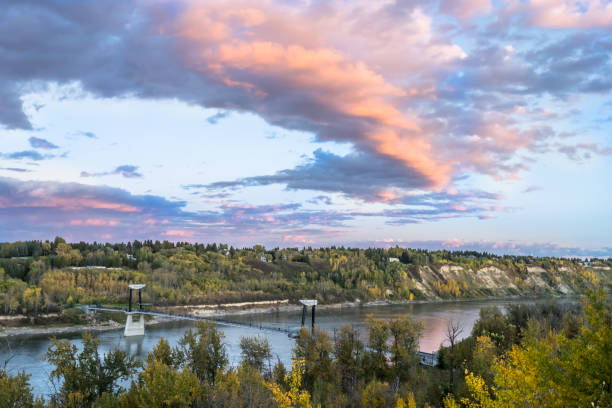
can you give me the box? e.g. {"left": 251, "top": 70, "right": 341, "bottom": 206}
{"left": 462, "top": 290, "right": 611, "bottom": 408}
{"left": 0, "top": 369, "right": 43, "bottom": 408}
{"left": 461, "top": 372, "right": 496, "bottom": 408}
{"left": 293, "top": 327, "right": 334, "bottom": 392}
{"left": 22, "top": 287, "right": 42, "bottom": 316}
{"left": 123, "top": 359, "right": 201, "bottom": 408}
{"left": 365, "top": 317, "right": 389, "bottom": 381}
{"left": 445, "top": 319, "right": 463, "bottom": 391}
{"left": 388, "top": 317, "right": 422, "bottom": 387}
{"left": 240, "top": 335, "right": 272, "bottom": 374}
{"left": 45, "top": 332, "right": 140, "bottom": 405}
{"left": 266, "top": 359, "right": 312, "bottom": 408}
{"left": 146, "top": 338, "right": 180, "bottom": 369}
{"left": 471, "top": 307, "right": 515, "bottom": 351}
{"left": 177, "top": 321, "right": 228, "bottom": 386}
{"left": 333, "top": 324, "right": 364, "bottom": 396}
{"left": 236, "top": 364, "right": 275, "bottom": 407}
{"left": 470, "top": 336, "right": 495, "bottom": 385}
{"left": 361, "top": 380, "right": 391, "bottom": 408}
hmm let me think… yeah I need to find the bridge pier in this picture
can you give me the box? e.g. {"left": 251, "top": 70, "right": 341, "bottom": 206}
{"left": 299, "top": 299, "right": 317, "bottom": 331}
{"left": 125, "top": 284, "right": 146, "bottom": 337}
{"left": 124, "top": 313, "right": 145, "bottom": 336}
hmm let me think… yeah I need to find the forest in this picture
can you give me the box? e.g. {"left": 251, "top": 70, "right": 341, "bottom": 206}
{"left": 0, "top": 238, "right": 610, "bottom": 317}
{"left": 1, "top": 289, "right": 609, "bottom": 407}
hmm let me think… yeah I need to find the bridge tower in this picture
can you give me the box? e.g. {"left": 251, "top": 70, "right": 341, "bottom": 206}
{"left": 124, "top": 284, "right": 146, "bottom": 337}
{"left": 299, "top": 299, "right": 317, "bottom": 331}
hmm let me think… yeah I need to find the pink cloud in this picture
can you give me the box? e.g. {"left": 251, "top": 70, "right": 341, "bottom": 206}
{"left": 442, "top": 238, "right": 466, "bottom": 248}
{"left": 70, "top": 219, "right": 119, "bottom": 227}
{"left": 282, "top": 234, "right": 314, "bottom": 244}
{"left": 164, "top": 1, "right": 468, "bottom": 189}
{"left": 165, "top": 230, "right": 195, "bottom": 237}
{"left": 440, "top": 0, "right": 493, "bottom": 20}
{"left": 511, "top": 0, "right": 612, "bottom": 28}
{"left": 0, "top": 197, "right": 139, "bottom": 213}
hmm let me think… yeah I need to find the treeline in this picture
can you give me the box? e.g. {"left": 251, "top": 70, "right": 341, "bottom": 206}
{"left": 0, "top": 238, "right": 609, "bottom": 316}
{"left": 2, "top": 290, "right": 609, "bottom": 407}
{"left": 3, "top": 238, "right": 611, "bottom": 269}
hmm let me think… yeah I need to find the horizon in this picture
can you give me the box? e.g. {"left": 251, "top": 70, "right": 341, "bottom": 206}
{"left": 1, "top": 1, "right": 611, "bottom": 258}
{"left": 1, "top": 237, "right": 610, "bottom": 260}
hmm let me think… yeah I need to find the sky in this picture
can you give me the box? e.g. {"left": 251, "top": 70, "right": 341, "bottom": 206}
{"left": 0, "top": 0, "right": 611, "bottom": 257}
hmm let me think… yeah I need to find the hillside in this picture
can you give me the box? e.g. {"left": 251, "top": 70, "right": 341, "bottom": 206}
{"left": 0, "top": 239, "right": 610, "bottom": 316}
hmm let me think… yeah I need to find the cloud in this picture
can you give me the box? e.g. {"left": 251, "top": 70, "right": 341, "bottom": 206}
{"left": 0, "top": 175, "right": 604, "bottom": 255}
{"left": 510, "top": 0, "right": 612, "bottom": 29}
{"left": 70, "top": 219, "right": 119, "bottom": 227}
{"left": 360, "top": 238, "right": 612, "bottom": 258}
{"left": 0, "top": 176, "right": 346, "bottom": 243}
{"left": 0, "top": 176, "right": 502, "bottom": 244}
{"left": 523, "top": 185, "right": 542, "bottom": 193}
{"left": 28, "top": 136, "right": 59, "bottom": 149}
{"left": 0, "top": 176, "right": 189, "bottom": 241}
{"left": 558, "top": 142, "right": 612, "bottom": 161}
{"left": 206, "top": 111, "right": 229, "bottom": 124}
{"left": 72, "top": 131, "right": 98, "bottom": 139}
{"left": 0, "top": 84, "right": 32, "bottom": 129}
{"left": 439, "top": 0, "right": 492, "bottom": 20}
{"left": 81, "top": 165, "right": 143, "bottom": 178}
{"left": 364, "top": 189, "right": 503, "bottom": 225}
{"left": 0, "top": 0, "right": 464, "bottom": 192}
{"left": 0, "top": 167, "right": 31, "bottom": 173}
{"left": 207, "top": 149, "right": 432, "bottom": 202}
{"left": 1, "top": 150, "right": 53, "bottom": 161}
{"left": 307, "top": 195, "right": 333, "bottom": 205}
{"left": 0, "top": 0, "right": 609, "bottom": 206}
{"left": 182, "top": 184, "right": 206, "bottom": 190}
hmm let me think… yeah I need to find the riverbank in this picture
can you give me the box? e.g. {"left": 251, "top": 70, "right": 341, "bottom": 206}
{"left": 0, "top": 294, "right": 576, "bottom": 339}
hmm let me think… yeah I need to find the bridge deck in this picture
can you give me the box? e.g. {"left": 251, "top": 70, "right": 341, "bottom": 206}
{"left": 84, "top": 306, "right": 295, "bottom": 335}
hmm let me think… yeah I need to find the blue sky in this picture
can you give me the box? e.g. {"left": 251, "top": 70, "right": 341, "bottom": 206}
{"left": 0, "top": 0, "right": 611, "bottom": 256}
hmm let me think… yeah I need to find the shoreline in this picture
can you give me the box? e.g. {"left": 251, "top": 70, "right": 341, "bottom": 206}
{"left": 0, "top": 294, "right": 576, "bottom": 339}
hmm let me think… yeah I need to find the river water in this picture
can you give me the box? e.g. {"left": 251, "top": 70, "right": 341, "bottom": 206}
{"left": 0, "top": 298, "right": 549, "bottom": 398}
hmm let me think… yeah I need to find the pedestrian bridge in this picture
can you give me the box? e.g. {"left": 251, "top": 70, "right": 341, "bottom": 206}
{"left": 83, "top": 283, "right": 318, "bottom": 337}
{"left": 83, "top": 305, "right": 297, "bottom": 336}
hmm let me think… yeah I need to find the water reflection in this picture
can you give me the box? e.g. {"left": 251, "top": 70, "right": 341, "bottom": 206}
{"left": 123, "top": 335, "right": 144, "bottom": 356}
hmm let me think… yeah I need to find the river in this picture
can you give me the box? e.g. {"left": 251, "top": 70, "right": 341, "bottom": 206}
{"left": 0, "top": 298, "right": 553, "bottom": 398}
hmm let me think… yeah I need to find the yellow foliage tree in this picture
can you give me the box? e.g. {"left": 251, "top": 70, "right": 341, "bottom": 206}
{"left": 461, "top": 290, "right": 610, "bottom": 408}
{"left": 266, "top": 359, "right": 312, "bottom": 408}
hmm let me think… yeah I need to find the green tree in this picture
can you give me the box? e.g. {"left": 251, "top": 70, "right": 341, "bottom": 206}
{"left": 333, "top": 324, "right": 364, "bottom": 395}
{"left": 293, "top": 327, "right": 335, "bottom": 391}
{"left": 240, "top": 335, "right": 272, "bottom": 374}
{"left": 0, "top": 369, "right": 43, "bottom": 408}
{"left": 471, "top": 307, "right": 515, "bottom": 351}
{"left": 146, "top": 338, "right": 181, "bottom": 369}
{"left": 123, "top": 359, "right": 201, "bottom": 408}
{"left": 388, "top": 317, "right": 422, "bottom": 386}
{"left": 365, "top": 317, "right": 389, "bottom": 381}
{"left": 46, "top": 332, "right": 140, "bottom": 405}
{"left": 177, "top": 321, "right": 228, "bottom": 386}
{"left": 361, "top": 380, "right": 391, "bottom": 408}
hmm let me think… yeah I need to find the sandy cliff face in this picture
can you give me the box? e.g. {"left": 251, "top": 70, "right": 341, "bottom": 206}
{"left": 406, "top": 263, "right": 610, "bottom": 300}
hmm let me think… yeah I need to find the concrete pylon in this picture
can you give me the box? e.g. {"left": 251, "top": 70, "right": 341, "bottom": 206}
{"left": 124, "top": 313, "right": 145, "bottom": 336}
{"left": 125, "top": 283, "right": 146, "bottom": 337}
{"left": 299, "top": 299, "right": 317, "bottom": 331}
